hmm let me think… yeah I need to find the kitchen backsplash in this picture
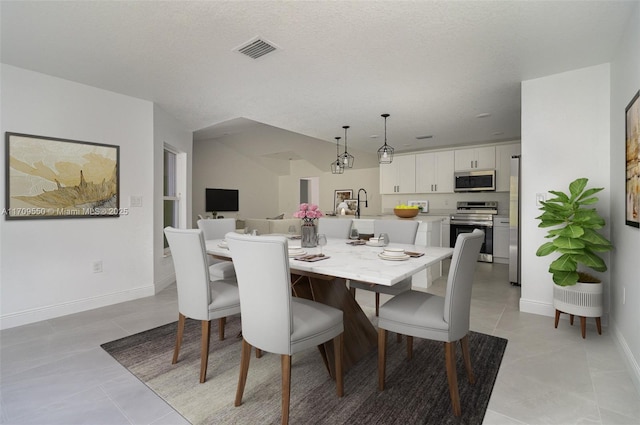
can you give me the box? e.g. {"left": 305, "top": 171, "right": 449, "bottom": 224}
{"left": 381, "top": 191, "right": 510, "bottom": 215}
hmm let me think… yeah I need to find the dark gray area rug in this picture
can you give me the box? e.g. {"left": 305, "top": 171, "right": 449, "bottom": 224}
{"left": 101, "top": 315, "right": 507, "bottom": 425}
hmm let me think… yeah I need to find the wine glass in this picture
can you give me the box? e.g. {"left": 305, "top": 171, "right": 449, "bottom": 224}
{"left": 316, "top": 234, "right": 327, "bottom": 256}
{"left": 288, "top": 225, "right": 297, "bottom": 237}
{"left": 349, "top": 228, "right": 359, "bottom": 240}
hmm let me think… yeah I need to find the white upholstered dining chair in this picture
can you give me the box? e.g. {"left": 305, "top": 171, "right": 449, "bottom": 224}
{"left": 317, "top": 217, "right": 353, "bottom": 239}
{"left": 377, "top": 229, "right": 484, "bottom": 416}
{"left": 349, "top": 219, "right": 420, "bottom": 316}
{"left": 164, "top": 227, "right": 241, "bottom": 383}
{"left": 225, "top": 232, "right": 344, "bottom": 425}
{"left": 197, "top": 218, "right": 237, "bottom": 279}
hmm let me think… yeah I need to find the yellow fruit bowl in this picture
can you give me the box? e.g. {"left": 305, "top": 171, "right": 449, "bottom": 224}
{"left": 394, "top": 208, "right": 419, "bottom": 218}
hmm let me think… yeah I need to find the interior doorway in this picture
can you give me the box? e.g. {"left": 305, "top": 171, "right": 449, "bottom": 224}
{"left": 299, "top": 177, "right": 319, "bottom": 206}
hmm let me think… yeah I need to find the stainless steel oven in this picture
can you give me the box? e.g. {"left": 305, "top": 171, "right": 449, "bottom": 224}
{"left": 450, "top": 201, "right": 497, "bottom": 262}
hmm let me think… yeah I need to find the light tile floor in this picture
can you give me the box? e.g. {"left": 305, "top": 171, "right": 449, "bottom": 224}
{"left": 1, "top": 262, "right": 638, "bottom": 424}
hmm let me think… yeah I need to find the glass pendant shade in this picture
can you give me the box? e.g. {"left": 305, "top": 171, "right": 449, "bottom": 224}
{"left": 377, "top": 113, "right": 394, "bottom": 164}
{"left": 339, "top": 125, "right": 355, "bottom": 168}
{"left": 331, "top": 136, "right": 344, "bottom": 174}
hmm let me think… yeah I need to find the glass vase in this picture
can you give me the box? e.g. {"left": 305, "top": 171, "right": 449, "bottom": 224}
{"left": 301, "top": 222, "right": 317, "bottom": 248}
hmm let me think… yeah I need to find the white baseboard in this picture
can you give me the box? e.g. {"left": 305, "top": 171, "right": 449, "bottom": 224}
{"left": 519, "top": 297, "right": 555, "bottom": 317}
{"left": 0, "top": 285, "right": 155, "bottom": 330}
{"left": 154, "top": 273, "right": 176, "bottom": 294}
{"left": 611, "top": 320, "right": 640, "bottom": 397}
{"left": 521, "top": 297, "right": 610, "bottom": 326}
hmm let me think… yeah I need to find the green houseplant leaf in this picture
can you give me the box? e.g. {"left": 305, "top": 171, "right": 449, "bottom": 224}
{"left": 535, "top": 178, "right": 613, "bottom": 286}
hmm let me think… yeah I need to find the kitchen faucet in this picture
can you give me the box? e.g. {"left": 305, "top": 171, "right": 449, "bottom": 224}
{"left": 356, "top": 188, "right": 368, "bottom": 218}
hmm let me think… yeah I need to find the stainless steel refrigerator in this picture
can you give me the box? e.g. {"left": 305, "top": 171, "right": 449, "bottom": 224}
{"left": 509, "top": 155, "right": 521, "bottom": 285}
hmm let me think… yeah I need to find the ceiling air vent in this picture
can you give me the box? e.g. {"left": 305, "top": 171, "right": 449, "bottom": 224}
{"left": 236, "top": 38, "right": 277, "bottom": 59}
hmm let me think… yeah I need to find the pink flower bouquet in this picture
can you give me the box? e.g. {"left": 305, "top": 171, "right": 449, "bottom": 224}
{"left": 293, "top": 203, "right": 324, "bottom": 223}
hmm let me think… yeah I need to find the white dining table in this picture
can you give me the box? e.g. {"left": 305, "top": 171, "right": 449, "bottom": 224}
{"left": 205, "top": 237, "right": 453, "bottom": 287}
{"left": 205, "top": 236, "right": 454, "bottom": 373}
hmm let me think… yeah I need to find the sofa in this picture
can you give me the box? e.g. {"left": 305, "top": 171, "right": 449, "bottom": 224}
{"left": 242, "top": 217, "right": 302, "bottom": 235}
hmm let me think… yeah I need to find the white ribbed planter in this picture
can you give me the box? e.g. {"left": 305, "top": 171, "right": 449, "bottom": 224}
{"left": 553, "top": 282, "right": 603, "bottom": 317}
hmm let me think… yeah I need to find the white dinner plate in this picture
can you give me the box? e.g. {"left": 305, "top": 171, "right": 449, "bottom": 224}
{"left": 288, "top": 249, "right": 307, "bottom": 257}
{"left": 366, "top": 240, "right": 385, "bottom": 247}
{"left": 378, "top": 252, "right": 410, "bottom": 261}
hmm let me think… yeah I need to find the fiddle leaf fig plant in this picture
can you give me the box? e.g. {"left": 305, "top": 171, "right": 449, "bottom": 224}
{"left": 535, "top": 178, "right": 613, "bottom": 286}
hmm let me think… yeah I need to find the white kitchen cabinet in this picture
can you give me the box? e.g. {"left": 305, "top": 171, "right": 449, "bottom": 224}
{"left": 415, "top": 150, "right": 454, "bottom": 193}
{"left": 379, "top": 154, "right": 416, "bottom": 194}
{"left": 454, "top": 146, "right": 495, "bottom": 171}
{"left": 493, "top": 216, "right": 509, "bottom": 263}
{"left": 495, "top": 143, "right": 521, "bottom": 192}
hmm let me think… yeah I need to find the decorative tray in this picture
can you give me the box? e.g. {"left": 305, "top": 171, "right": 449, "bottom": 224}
{"left": 295, "top": 254, "right": 330, "bottom": 262}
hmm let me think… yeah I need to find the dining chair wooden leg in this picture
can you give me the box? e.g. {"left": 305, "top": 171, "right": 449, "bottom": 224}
{"left": 218, "top": 317, "right": 226, "bottom": 340}
{"left": 333, "top": 334, "right": 344, "bottom": 397}
{"left": 199, "top": 320, "right": 211, "bottom": 383}
{"left": 350, "top": 287, "right": 356, "bottom": 298}
{"left": 570, "top": 314, "right": 575, "bottom": 325}
{"left": 172, "top": 313, "right": 186, "bottom": 364}
{"left": 281, "top": 354, "right": 292, "bottom": 425}
{"left": 460, "top": 335, "right": 475, "bottom": 384}
{"left": 596, "top": 317, "right": 602, "bottom": 335}
{"left": 235, "top": 339, "right": 252, "bottom": 406}
{"left": 406, "top": 335, "right": 414, "bottom": 360}
{"left": 318, "top": 343, "right": 331, "bottom": 376}
{"left": 256, "top": 349, "right": 263, "bottom": 358}
{"left": 444, "top": 341, "right": 461, "bottom": 417}
{"left": 580, "top": 316, "right": 586, "bottom": 339}
{"left": 396, "top": 333, "right": 402, "bottom": 343}
{"left": 378, "top": 328, "right": 387, "bottom": 391}
{"left": 554, "top": 309, "right": 561, "bottom": 328}
{"left": 375, "top": 292, "right": 380, "bottom": 316}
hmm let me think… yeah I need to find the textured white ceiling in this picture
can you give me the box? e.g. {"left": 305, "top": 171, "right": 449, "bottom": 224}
{"left": 1, "top": 1, "right": 635, "bottom": 157}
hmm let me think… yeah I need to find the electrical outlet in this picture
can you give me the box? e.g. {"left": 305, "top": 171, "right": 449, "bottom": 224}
{"left": 92, "top": 260, "right": 103, "bottom": 273}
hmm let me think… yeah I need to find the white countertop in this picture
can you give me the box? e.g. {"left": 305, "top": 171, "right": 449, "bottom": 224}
{"left": 329, "top": 215, "right": 445, "bottom": 223}
{"left": 206, "top": 237, "right": 453, "bottom": 287}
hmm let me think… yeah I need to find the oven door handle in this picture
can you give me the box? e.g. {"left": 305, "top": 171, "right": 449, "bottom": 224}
{"left": 450, "top": 220, "right": 493, "bottom": 227}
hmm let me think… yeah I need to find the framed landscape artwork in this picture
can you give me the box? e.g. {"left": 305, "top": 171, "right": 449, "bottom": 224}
{"left": 334, "top": 189, "right": 352, "bottom": 213}
{"left": 626, "top": 90, "right": 639, "bottom": 228}
{"left": 5, "top": 132, "right": 120, "bottom": 219}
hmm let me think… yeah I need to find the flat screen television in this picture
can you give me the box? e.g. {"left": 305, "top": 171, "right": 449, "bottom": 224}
{"left": 206, "top": 188, "right": 239, "bottom": 212}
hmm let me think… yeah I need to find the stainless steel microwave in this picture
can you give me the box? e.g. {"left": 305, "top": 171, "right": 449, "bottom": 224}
{"left": 454, "top": 169, "right": 496, "bottom": 192}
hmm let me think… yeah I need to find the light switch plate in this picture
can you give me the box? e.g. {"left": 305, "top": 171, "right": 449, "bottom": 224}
{"left": 130, "top": 196, "right": 142, "bottom": 207}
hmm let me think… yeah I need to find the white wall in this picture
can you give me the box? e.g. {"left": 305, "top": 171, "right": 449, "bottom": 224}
{"left": 153, "top": 104, "right": 192, "bottom": 292}
{"left": 193, "top": 136, "right": 382, "bottom": 222}
{"left": 0, "top": 65, "right": 156, "bottom": 329}
{"left": 282, "top": 160, "right": 381, "bottom": 217}
{"left": 610, "top": 3, "right": 640, "bottom": 393}
{"left": 192, "top": 139, "right": 281, "bottom": 223}
{"left": 520, "top": 64, "right": 611, "bottom": 318}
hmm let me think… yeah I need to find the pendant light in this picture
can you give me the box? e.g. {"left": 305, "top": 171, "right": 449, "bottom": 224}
{"left": 330, "top": 136, "right": 344, "bottom": 174}
{"left": 377, "top": 113, "right": 394, "bottom": 164}
{"left": 338, "top": 125, "right": 355, "bottom": 168}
